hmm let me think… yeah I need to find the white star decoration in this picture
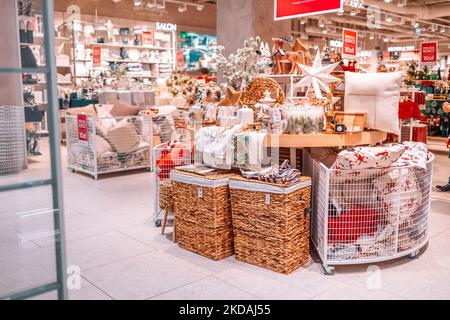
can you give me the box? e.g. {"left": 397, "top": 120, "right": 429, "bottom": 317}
{"left": 295, "top": 52, "right": 341, "bottom": 99}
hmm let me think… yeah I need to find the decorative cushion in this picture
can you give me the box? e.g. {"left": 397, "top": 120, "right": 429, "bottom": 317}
{"left": 372, "top": 168, "right": 422, "bottom": 226}
{"left": 344, "top": 71, "right": 403, "bottom": 135}
{"left": 66, "top": 104, "right": 97, "bottom": 116}
{"left": 106, "top": 118, "right": 140, "bottom": 153}
{"left": 110, "top": 99, "right": 140, "bottom": 117}
{"left": 96, "top": 135, "right": 112, "bottom": 156}
{"left": 332, "top": 144, "right": 406, "bottom": 170}
{"left": 392, "top": 141, "right": 429, "bottom": 170}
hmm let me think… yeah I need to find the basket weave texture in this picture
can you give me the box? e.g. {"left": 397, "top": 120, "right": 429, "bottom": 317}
{"left": 230, "top": 176, "right": 311, "bottom": 274}
{"left": 159, "top": 179, "right": 174, "bottom": 212}
{"left": 171, "top": 169, "right": 234, "bottom": 261}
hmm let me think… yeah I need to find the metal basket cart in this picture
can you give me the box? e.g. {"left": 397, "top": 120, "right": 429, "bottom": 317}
{"left": 305, "top": 150, "right": 434, "bottom": 275}
{"left": 65, "top": 114, "right": 152, "bottom": 179}
{"left": 0, "top": 105, "right": 27, "bottom": 175}
{"left": 152, "top": 142, "right": 193, "bottom": 227}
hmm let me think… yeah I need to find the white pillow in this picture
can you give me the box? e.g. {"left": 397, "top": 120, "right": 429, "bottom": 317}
{"left": 344, "top": 72, "right": 403, "bottom": 135}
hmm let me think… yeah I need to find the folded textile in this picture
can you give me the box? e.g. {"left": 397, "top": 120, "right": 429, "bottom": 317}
{"left": 241, "top": 160, "right": 302, "bottom": 185}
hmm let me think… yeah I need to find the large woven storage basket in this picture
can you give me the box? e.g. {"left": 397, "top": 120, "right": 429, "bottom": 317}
{"left": 170, "top": 169, "right": 234, "bottom": 261}
{"left": 159, "top": 179, "right": 174, "bottom": 212}
{"left": 229, "top": 176, "right": 312, "bottom": 274}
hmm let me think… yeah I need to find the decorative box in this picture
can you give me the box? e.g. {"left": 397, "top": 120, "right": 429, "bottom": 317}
{"left": 229, "top": 176, "right": 312, "bottom": 274}
{"left": 170, "top": 169, "right": 234, "bottom": 260}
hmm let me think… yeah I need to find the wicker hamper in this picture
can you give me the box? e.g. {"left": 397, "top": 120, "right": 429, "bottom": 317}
{"left": 229, "top": 176, "right": 312, "bottom": 274}
{"left": 159, "top": 179, "right": 174, "bottom": 212}
{"left": 170, "top": 169, "right": 234, "bottom": 261}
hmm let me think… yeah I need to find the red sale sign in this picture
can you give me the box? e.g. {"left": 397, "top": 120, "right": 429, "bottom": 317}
{"left": 274, "top": 0, "right": 343, "bottom": 20}
{"left": 342, "top": 29, "right": 358, "bottom": 59}
{"left": 421, "top": 42, "right": 438, "bottom": 64}
{"left": 77, "top": 114, "right": 88, "bottom": 142}
{"left": 142, "top": 31, "right": 154, "bottom": 46}
{"left": 93, "top": 45, "right": 102, "bottom": 64}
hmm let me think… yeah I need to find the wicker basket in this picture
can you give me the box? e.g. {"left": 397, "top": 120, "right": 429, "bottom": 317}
{"left": 159, "top": 179, "right": 174, "bottom": 212}
{"left": 170, "top": 169, "right": 234, "bottom": 260}
{"left": 229, "top": 176, "right": 311, "bottom": 274}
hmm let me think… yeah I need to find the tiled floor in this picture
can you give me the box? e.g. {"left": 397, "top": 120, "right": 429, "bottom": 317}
{"left": 1, "top": 138, "right": 449, "bottom": 300}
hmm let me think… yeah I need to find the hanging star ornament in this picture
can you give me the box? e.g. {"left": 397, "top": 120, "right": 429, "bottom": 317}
{"left": 295, "top": 51, "right": 341, "bottom": 99}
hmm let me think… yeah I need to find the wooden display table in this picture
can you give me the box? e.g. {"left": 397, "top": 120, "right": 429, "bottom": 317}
{"left": 265, "top": 130, "right": 387, "bottom": 148}
{"left": 265, "top": 130, "right": 387, "bottom": 168}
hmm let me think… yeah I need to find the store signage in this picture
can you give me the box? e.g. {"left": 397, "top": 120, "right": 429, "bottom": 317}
{"left": 176, "top": 51, "right": 185, "bottom": 71}
{"left": 388, "top": 46, "right": 415, "bottom": 52}
{"left": 77, "top": 114, "right": 88, "bottom": 142}
{"left": 274, "top": 0, "right": 343, "bottom": 20}
{"left": 92, "top": 45, "right": 101, "bottom": 64}
{"left": 421, "top": 42, "right": 438, "bottom": 64}
{"left": 156, "top": 22, "right": 177, "bottom": 32}
{"left": 342, "top": 28, "right": 358, "bottom": 59}
{"left": 142, "top": 31, "right": 154, "bottom": 46}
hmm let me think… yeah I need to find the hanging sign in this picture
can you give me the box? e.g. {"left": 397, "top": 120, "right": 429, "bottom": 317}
{"left": 274, "top": 0, "right": 343, "bottom": 20}
{"left": 342, "top": 28, "right": 358, "bottom": 59}
{"left": 420, "top": 42, "right": 438, "bottom": 64}
{"left": 92, "top": 45, "right": 102, "bottom": 64}
{"left": 77, "top": 114, "right": 88, "bottom": 142}
{"left": 142, "top": 31, "right": 154, "bottom": 46}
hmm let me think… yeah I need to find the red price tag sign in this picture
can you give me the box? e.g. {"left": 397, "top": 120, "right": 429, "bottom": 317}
{"left": 274, "top": 0, "right": 343, "bottom": 20}
{"left": 77, "top": 114, "right": 88, "bottom": 142}
{"left": 342, "top": 28, "right": 358, "bottom": 59}
{"left": 420, "top": 42, "right": 438, "bottom": 64}
{"left": 142, "top": 31, "right": 154, "bottom": 46}
{"left": 93, "top": 45, "right": 102, "bottom": 64}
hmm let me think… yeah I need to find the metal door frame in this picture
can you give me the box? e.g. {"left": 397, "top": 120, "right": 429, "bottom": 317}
{"left": 0, "top": 0, "right": 67, "bottom": 300}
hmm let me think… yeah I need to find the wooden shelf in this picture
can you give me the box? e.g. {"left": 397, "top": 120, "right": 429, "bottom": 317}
{"left": 85, "top": 42, "right": 173, "bottom": 51}
{"left": 265, "top": 130, "right": 387, "bottom": 148}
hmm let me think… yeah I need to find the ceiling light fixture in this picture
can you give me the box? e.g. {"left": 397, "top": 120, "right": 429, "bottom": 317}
{"left": 337, "top": 9, "right": 344, "bottom": 16}
{"left": 300, "top": 19, "right": 307, "bottom": 25}
{"left": 196, "top": 4, "right": 204, "bottom": 11}
{"left": 319, "top": 20, "right": 325, "bottom": 28}
{"left": 350, "top": 10, "right": 358, "bottom": 16}
{"left": 385, "top": 15, "right": 392, "bottom": 23}
{"left": 134, "top": 0, "right": 142, "bottom": 7}
{"left": 440, "top": 27, "right": 446, "bottom": 33}
{"left": 178, "top": 3, "right": 187, "bottom": 13}
{"left": 369, "top": 33, "right": 374, "bottom": 40}
{"left": 156, "top": 0, "right": 165, "bottom": 10}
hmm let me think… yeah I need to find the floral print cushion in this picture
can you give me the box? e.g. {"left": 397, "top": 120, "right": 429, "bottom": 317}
{"left": 372, "top": 168, "right": 422, "bottom": 226}
{"left": 332, "top": 144, "right": 406, "bottom": 170}
{"left": 391, "top": 141, "right": 429, "bottom": 170}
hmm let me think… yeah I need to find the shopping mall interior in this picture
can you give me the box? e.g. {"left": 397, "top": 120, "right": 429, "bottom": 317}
{"left": 1, "top": 0, "right": 450, "bottom": 301}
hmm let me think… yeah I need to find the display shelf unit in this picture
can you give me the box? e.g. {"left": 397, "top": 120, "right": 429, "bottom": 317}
{"left": 60, "top": 17, "right": 177, "bottom": 85}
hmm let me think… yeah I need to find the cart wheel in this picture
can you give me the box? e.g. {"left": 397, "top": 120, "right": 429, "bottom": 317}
{"left": 409, "top": 250, "right": 420, "bottom": 259}
{"left": 322, "top": 265, "right": 335, "bottom": 276}
{"left": 68, "top": 168, "right": 75, "bottom": 173}
{"left": 154, "top": 219, "right": 162, "bottom": 227}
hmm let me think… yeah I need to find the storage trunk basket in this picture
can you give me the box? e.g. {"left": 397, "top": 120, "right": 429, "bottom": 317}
{"left": 229, "top": 176, "right": 312, "bottom": 274}
{"left": 159, "top": 179, "right": 174, "bottom": 212}
{"left": 170, "top": 169, "right": 234, "bottom": 261}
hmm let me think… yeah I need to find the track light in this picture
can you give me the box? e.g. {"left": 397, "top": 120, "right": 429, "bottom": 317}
{"left": 178, "top": 3, "right": 187, "bottom": 13}
{"left": 156, "top": 0, "right": 165, "bottom": 9}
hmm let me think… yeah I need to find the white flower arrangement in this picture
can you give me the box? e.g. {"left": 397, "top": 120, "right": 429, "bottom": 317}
{"left": 216, "top": 36, "right": 266, "bottom": 91}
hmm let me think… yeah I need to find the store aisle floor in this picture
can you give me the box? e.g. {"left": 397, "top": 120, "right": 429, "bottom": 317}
{"left": 5, "top": 138, "right": 450, "bottom": 300}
